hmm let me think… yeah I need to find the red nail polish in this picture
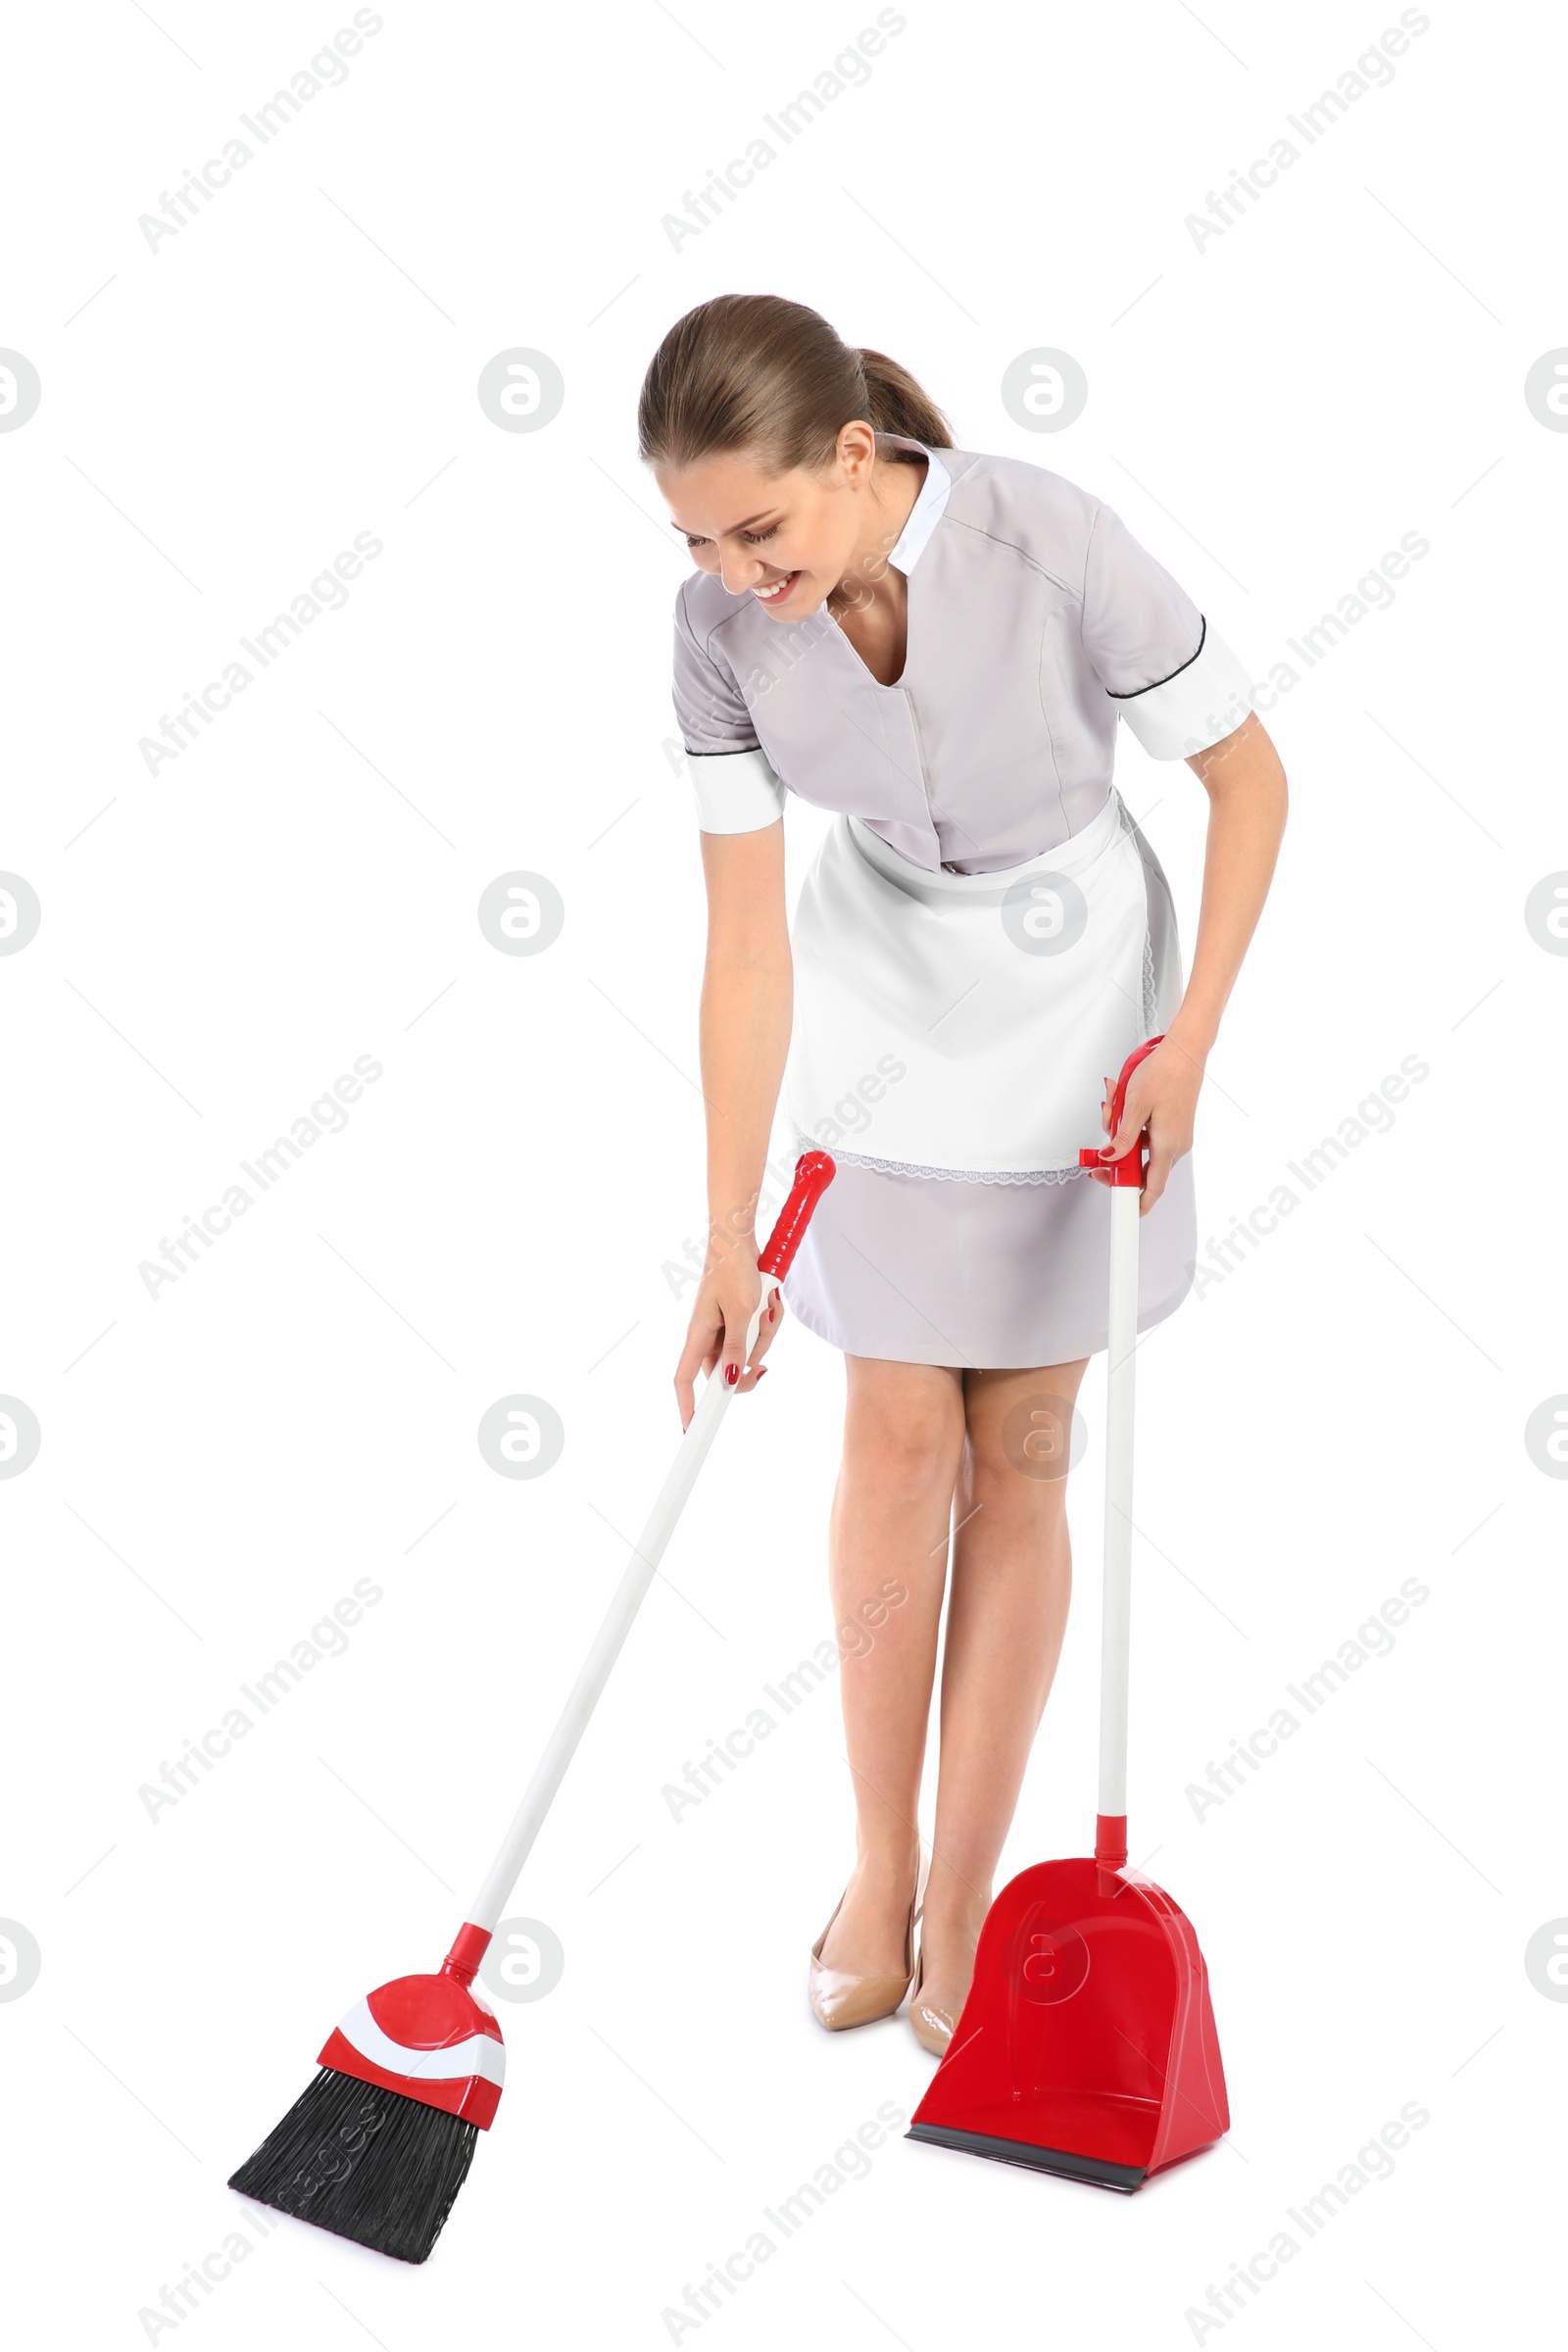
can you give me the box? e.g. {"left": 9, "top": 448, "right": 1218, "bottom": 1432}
{"left": 724, "top": 1363, "right": 739, "bottom": 1386}
{"left": 757, "top": 1367, "right": 768, "bottom": 1380}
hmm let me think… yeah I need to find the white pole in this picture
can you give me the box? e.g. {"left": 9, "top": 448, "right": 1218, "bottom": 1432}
{"left": 466, "top": 1298, "right": 766, "bottom": 1936}
{"left": 1097, "top": 1185, "right": 1140, "bottom": 1825}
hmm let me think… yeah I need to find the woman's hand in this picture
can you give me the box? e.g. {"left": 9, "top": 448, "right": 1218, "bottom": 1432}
{"left": 673, "top": 1245, "right": 782, "bottom": 1430}
{"left": 1097, "top": 1033, "right": 1206, "bottom": 1214}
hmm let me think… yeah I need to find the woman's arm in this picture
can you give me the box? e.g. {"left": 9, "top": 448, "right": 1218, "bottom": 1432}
{"left": 673, "top": 817, "right": 794, "bottom": 1426}
{"left": 1101, "top": 710, "right": 1289, "bottom": 1210}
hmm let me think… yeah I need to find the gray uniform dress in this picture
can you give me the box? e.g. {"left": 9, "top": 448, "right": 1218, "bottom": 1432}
{"left": 671, "top": 435, "right": 1256, "bottom": 1369}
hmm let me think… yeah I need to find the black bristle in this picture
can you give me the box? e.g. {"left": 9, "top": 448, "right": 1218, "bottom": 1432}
{"left": 228, "top": 2069, "right": 479, "bottom": 2264}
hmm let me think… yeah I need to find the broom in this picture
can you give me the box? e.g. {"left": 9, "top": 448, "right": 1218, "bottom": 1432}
{"left": 228, "top": 1152, "right": 835, "bottom": 2262}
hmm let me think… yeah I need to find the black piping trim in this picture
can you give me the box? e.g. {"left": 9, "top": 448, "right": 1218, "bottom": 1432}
{"left": 682, "top": 745, "right": 764, "bottom": 758}
{"left": 1104, "top": 614, "right": 1208, "bottom": 701}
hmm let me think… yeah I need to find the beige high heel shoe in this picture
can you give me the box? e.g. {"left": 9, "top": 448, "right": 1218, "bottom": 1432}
{"left": 808, "top": 1874, "right": 919, "bottom": 2032}
{"left": 907, "top": 1946, "right": 958, "bottom": 2058}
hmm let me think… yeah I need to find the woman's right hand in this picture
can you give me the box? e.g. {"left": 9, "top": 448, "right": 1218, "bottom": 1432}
{"left": 673, "top": 1247, "right": 782, "bottom": 1431}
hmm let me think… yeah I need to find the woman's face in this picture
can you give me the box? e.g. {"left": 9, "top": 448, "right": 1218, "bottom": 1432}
{"left": 655, "top": 427, "right": 877, "bottom": 619}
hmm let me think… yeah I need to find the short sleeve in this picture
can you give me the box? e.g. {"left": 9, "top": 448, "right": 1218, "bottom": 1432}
{"left": 1081, "top": 503, "right": 1254, "bottom": 760}
{"left": 672, "top": 585, "right": 786, "bottom": 833}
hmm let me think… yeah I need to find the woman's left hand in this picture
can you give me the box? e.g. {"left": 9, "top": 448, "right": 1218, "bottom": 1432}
{"left": 1098, "top": 1034, "right": 1206, "bottom": 1213}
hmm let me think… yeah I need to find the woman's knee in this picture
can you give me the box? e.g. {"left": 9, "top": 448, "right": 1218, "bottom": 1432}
{"left": 843, "top": 1363, "right": 964, "bottom": 1507}
{"left": 959, "top": 1407, "right": 1079, "bottom": 1522}
{"left": 961, "top": 1368, "right": 1086, "bottom": 1494}
{"left": 958, "top": 1447, "right": 1072, "bottom": 1532}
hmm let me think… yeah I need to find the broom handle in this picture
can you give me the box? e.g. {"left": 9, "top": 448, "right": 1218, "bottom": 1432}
{"left": 1078, "top": 1037, "right": 1163, "bottom": 1876}
{"left": 461, "top": 1152, "right": 836, "bottom": 1941}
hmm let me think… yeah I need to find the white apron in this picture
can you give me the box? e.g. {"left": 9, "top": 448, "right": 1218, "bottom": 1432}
{"left": 784, "top": 790, "right": 1182, "bottom": 1180}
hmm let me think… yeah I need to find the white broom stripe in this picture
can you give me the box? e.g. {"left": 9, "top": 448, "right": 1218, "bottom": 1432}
{"left": 334, "top": 1996, "right": 507, "bottom": 2087}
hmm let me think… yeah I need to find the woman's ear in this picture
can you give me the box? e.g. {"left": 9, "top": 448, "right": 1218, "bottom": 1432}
{"left": 835, "top": 417, "right": 878, "bottom": 486}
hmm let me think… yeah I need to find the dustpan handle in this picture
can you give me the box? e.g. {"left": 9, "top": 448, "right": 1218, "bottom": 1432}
{"left": 1095, "top": 1184, "right": 1139, "bottom": 1869}
{"left": 454, "top": 1152, "right": 836, "bottom": 1950}
{"left": 1077, "top": 1038, "right": 1163, "bottom": 1872}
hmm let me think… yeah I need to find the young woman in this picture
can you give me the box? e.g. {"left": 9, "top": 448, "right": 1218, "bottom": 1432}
{"left": 642, "top": 295, "right": 1286, "bottom": 2056}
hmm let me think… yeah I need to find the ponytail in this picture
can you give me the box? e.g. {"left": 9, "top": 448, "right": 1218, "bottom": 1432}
{"left": 856, "top": 346, "right": 952, "bottom": 448}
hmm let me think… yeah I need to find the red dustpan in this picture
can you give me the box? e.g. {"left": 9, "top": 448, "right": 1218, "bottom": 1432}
{"left": 908, "top": 1039, "right": 1229, "bottom": 2191}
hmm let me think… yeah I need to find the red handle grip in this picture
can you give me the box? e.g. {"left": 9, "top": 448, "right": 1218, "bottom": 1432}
{"left": 1077, "top": 1036, "right": 1164, "bottom": 1191}
{"left": 757, "top": 1152, "right": 837, "bottom": 1279}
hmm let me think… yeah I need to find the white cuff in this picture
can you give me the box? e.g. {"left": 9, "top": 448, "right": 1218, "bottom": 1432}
{"left": 1113, "top": 624, "right": 1254, "bottom": 760}
{"left": 687, "top": 746, "right": 787, "bottom": 833}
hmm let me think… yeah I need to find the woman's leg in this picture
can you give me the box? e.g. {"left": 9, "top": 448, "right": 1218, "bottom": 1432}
{"left": 815, "top": 1354, "right": 967, "bottom": 1977}
{"left": 914, "top": 1358, "right": 1090, "bottom": 2026}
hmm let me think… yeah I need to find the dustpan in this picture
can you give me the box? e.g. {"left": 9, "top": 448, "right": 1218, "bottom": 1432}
{"left": 907, "top": 1039, "right": 1229, "bottom": 2190}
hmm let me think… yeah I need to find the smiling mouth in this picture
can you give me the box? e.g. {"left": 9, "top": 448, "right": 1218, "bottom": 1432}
{"left": 751, "top": 570, "right": 800, "bottom": 603}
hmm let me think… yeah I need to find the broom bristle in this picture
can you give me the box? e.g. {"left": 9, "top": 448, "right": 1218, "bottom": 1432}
{"left": 228, "top": 2068, "right": 479, "bottom": 2264}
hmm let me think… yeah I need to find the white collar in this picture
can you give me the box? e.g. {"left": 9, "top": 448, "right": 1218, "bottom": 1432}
{"left": 883, "top": 436, "right": 952, "bottom": 574}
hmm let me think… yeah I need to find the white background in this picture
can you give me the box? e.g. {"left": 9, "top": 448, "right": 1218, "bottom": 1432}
{"left": 2, "top": 1, "right": 1563, "bottom": 2344}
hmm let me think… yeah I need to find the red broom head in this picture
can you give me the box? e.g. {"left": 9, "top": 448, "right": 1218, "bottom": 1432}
{"left": 317, "top": 1946, "right": 506, "bottom": 2131}
{"left": 228, "top": 1928, "right": 504, "bottom": 2262}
